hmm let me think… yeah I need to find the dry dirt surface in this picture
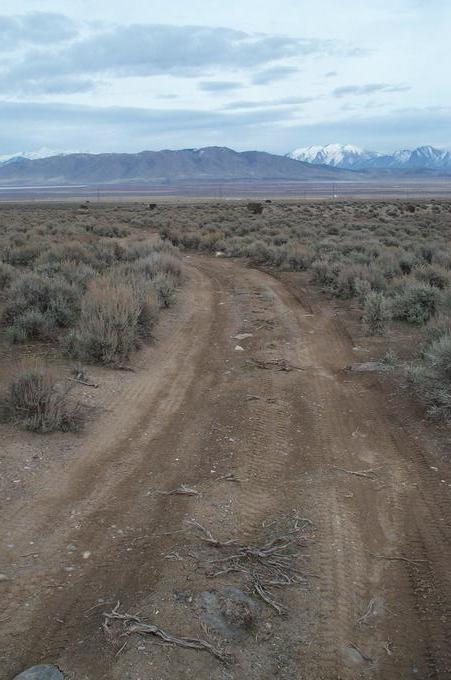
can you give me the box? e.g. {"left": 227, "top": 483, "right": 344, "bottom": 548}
{"left": 2, "top": 254, "right": 451, "bottom": 679}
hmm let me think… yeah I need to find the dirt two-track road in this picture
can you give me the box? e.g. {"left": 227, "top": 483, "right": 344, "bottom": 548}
{"left": 2, "top": 255, "right": 451, "bottom": 679}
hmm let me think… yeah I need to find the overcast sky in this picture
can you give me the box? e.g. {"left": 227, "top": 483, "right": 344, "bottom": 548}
{"left": 0, "top": 0, "right": 450, "bottom": 154}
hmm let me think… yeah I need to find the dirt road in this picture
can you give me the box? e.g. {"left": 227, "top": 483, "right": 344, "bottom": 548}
{"left": 2, "top": 255, "right": 451, "bottom": 679}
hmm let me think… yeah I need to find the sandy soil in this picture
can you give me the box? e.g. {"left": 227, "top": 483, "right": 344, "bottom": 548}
{"left": 1, "top": 254, "right": 451, "bottom": 679}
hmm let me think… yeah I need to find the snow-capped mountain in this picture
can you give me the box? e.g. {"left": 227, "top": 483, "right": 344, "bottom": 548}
{"left": 288, "top": 144, "right": 381, "bottom": 168}
{"left": 0, "top": 148, "right": 73, "bottom": 165}
{"left": 287, "top": 144, "right": 451, "bottom": 171}
{"left": 390, "top": 146, "right": 451, "bottom": 169}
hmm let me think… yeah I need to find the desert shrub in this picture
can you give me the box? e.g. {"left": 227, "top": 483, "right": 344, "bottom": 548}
{"left": 246, "top": 202, "right": 264, "bottom": 215}
{"left": 3, "top": 245, "right": 40, "bottom": 266}
{"left": 245, "top": 240, "right": 274, "bottom": 264}
{"left": 407, "top": 333, "right": 451, "bottom": 421}
{"left": 423, "top": 332, "right": 451, "bottom": 381}
{"left": 89, "top": 224, "right": 129, "bottom": 238}
{"left": 335, "top": 264, "right": 386, "bottom": 299}
{"left": 362, "top": 291, "right": 391, "bottom": 335}
{"left": 37, "top": 243, "right": 95, "bottom": 269}
{"left": 124, "top": 239, "right": 176, "bottom": 261}
{"left": 426, "top": 314, "right": 451, "bottom": 342}
{"left": 66, "top": 276, "right": 159, "bottom": 364}
{"left": 3, "top": 272, "right": 81, "bottom": 336}
{"left": 37, "top": 260, "right": 96, "bottom": 290}
{"left": 311, "top": 257, "right": 341, "bottom": 289}
{"left": 152, "top": 274, "right": 177, "bottom": 308}
{"left": 0, "top": 261, "right": 16, "bottom": 289}
{"left": 414, "top": 264, "right": 451, "bottom": 290}
{"left": 282, "top": 245, "right": 312, "bottom": 271}
{"left": 7, "top": 309, "right": 56, "bottom": 342}
{"left": 143, "top": 252, "right": 183, "bottom": 285}
{"left": 419, "top": 243, "right": 440, "bottom": 264}
{"left": 1, "top": 369, "right": 84, "bottom": 432}
{"left": 398, "top": 251, "right": 417, "bottom": 274}
{"left": 391, "top": 283, "right": 440, "bottom": 324}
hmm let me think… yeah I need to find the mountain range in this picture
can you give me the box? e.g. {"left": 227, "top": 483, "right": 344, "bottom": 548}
{"left": 287, "top": 144, "right": 451, "bottom": 171}
{"left": 0, "top": 144, "right": 450, "bottom": 187}
{"left": 0, "top": 146, "right": 354, "bottom": 186}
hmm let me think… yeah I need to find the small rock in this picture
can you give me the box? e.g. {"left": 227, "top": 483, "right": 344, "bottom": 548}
{"left": 346, "top": 361, "right": 389, "bottom": 373}
{"left": 234, "top": 345, "right": 244, "bottom": 351}
{"left": 233, "top": 333, "right": 253, "bottom": 340}
{"left": 0, "top": 573, "right": 10, "bottom": 582}
{"left": 13, "top": 665, "right": 64, "bottom": 680}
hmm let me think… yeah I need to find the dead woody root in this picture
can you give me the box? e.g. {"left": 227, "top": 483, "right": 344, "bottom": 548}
{"left": 103, "top": 602, "right": 230, "bottom": 662}
{"left": 188, "top": 516, "right": 316, "bottom": 615}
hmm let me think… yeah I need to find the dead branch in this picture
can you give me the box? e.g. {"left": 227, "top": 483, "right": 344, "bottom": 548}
{"left": 253, "top": 579, "right": 286, "bottom": 615}
{"left": 110, "top": 364, "right": 136, "bottom": 372}
{"left": 157, "top": 484, "right": 200, "bottom": 497}
{"left": 103, "top": 603, "right": 229, "bottom": 663}
{"left": 333, "top": 466, "right": 377, "bottom": 479}
{"left": 193, "top": 517, "right": 313, "bottom": 615}
{"left": 187, "top": 520, "right": 238, "bottom": 547}
{"left": 346, "top": 642, "right": 373, "bottom": 664}
{"left": 368, "top": 552, "right": 426, "bottom": 565}
{"left": 246, "top": 358, "right": 304, "bottom": 372}
{"left": 68, "top": 378, "right": 99, "bottom": 388}
{"left": 218, "top": 473, "right": 243, "bottom": 483}
{"left": 357, "top": 597, "right": 377, "bottom": 625}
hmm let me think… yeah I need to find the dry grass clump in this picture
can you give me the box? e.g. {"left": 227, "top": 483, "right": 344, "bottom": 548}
{"left": 65, "top": 275, "right": 159, "bottom": 364}
{"left": 1, "top": 368, "right": 84, "bottom": 433}
{"left": 362, "top": 291, "right": 391, "bottom": 335}
{"left": 407, "top": 331, "right": 451, "bottom": 421}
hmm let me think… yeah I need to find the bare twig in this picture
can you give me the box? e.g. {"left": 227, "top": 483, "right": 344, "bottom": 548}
{"left": 384, "top": 640, "right": 394, "bottom": 656}
{"left": 246, "top": 358, "right": 304, "bottom": 372}
{"left": 346, "top": 642, "right": 373, "bottom": 664}
{"left": 103, "top": 604, "right": 229, "bottom": 662}
{"left": 368, "top": 552, "right": 426, "bottom": 565}
{"left": 253, "top": 579, "right": 286, "bottom": 615}
{"left": 218, "top": 473, "right": 243, "bottom": 483}
{"left": 110, "top": 364, "right": 136, "bottom": 372}
{"left": 193, "top": 517, "right": 313, "bottom": 615}
{"left": 333, "top": 466, "right": 377, "bottom": 479}
{"left": 357, "top": 597, "right": 378, "bottom": 625}
{"left": 187, "top": 520, "right": 238, "bottom": 547}
{"left": 68, "top": 378, "right": 99, "bottom": 388}
{"left": 157, "top": 485, "right": 200, "bottom": 497}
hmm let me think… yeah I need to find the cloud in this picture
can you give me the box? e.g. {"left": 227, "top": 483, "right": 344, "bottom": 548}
{"left": 2, "top": 21, "right": 365, "bottom": 94}
{"left": 0, "top": 76, "right": 96, "bottom": 96}
{"left": 0, "top": 12, "right": 77, "bottom": 50}
{"left": 0, "top": 99, "right": 298, "bottom": 152}
{"left": 277, "top": 107, "right": 451, "bottom": 152}
{"left": 224, "top": 96, "right": 315, "bottom": 110}
{"left": 252, "top": 65, "right": 299, "bottom": 85}
{"left": 332, "top": 83, "right": 410, "bottom": 97}
{"left": 199, "top": 81, "right": 244, "bottom": 92}
{"left": 324, "top": 71, "right": 338, "bottom": 78}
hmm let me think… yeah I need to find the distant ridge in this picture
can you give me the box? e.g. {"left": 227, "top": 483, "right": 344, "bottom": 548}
{"left": 287, "top": 143, "right": 451, "bottom": 172}
{"left": 0, "top": 146, "right": 357, "bottom": 187}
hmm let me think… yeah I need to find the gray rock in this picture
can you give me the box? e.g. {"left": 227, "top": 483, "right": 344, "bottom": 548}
{"left": 346, "top": 361, "right": 389, "bottom": 373}
{"left": 13, "top": 665, "right": 63, "bottom": 680}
